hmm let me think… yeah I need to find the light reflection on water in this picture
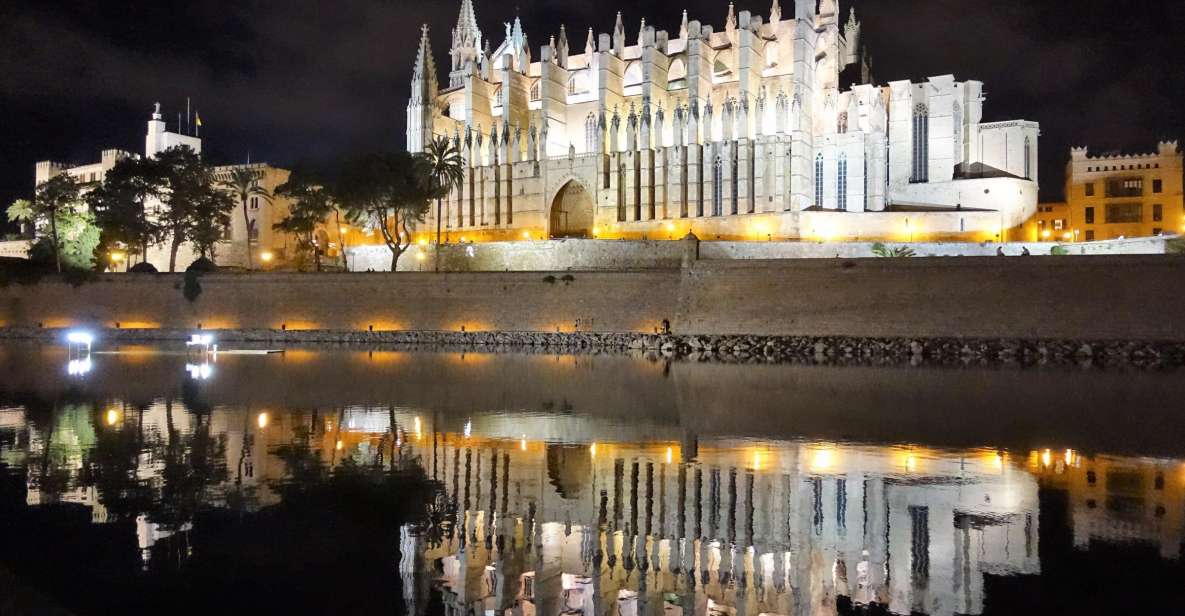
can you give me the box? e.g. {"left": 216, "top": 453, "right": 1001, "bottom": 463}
{"left": 0, "top": 342, "right": 1183, "bottom": 615}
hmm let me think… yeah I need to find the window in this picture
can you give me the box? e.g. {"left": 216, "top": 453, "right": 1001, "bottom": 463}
{"left": 1024, "top": 136, "right": 1032, "bottom": 179}
{"left": 623, "top": 62, "right": 643, "bottom": 88}
{"left": 1106, "top": 178, "right": 1142, "bottom": 198}
{"left": 530, "top": 80, "right": 541, "bottom": 101}
{"left": 837, "top": 112, "right": 848, "bottom": 134}
{"left": 1105, "top": 203, "right": 1142, "bottom": 223}
{"left": 815, "top": 153, "right": 824, "bottom": 207}
{"left": 1085, "top": 206, "right": 1095, "bottom": 224}
{"left": 567, "top": 77, "right": 577, "bottom": 95}
{"left": 1084, "top": 182, "right": 1095, "bottom": 197}
{"left": 712, "top": 156, "right": 723, "bottom": 216}
{"left": 911, "top": 104, "right": 929, "bottom": 183}
{"left": 837, "top": 153, "right": 848, "bottom": 211}
{"left": 1054, "top": 219, "right": 1064, "bottom": 230}
{"left": 250, "top": 196, "right": 260, "bottom": 210}
{"left": 1085, "top": 230, "right": 1095, "bottom": 241}
{"left": 247, "top": 219, "right": 259, "bottom": 241}
{"left": 667, "top": 58, "right": 687, "bottom": 81}
{"left": 221, "top": 224, "right": 232, "bottom": 241}
{"left": 1153, "top": 179, "right": 1163, "bottom": 193}
{"left": 1153, "top": 204, "right": 1163, "bottom": 221}
{"left": 909, "top": 506, "right": 930, "bottom": 581}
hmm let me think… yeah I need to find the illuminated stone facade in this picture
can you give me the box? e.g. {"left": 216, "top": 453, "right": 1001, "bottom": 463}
{"left": 1025, "top": 141, "right": 1183, "bottom": 242}
{"left": 407, "top": 0, "right": 1040, "bottom": 243}
{"left": 31, "top": 106, "right": 306, "bottom": 272}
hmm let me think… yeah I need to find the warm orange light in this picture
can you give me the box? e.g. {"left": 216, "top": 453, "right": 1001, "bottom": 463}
{"left": 339, "top": 226, "right": 349, "bottom": 234}
{"left": 522, "top": 231, "right": 531, "bottom": 240}
{"left": 590, "top": 443, "right": 598, "bottom": 457}
{"left": 1042, "top": 449, "right": 1053, "bottom": 467}
{"left": 257, "top": 412, "right": 269, "bottom": 429}
{"left": 1042, "top": 229, "right": 1052, "bottom": 239}
{"left": 335, "top": 440, "right": 344, "bottom": 451}
{"left": 810, "top": 447, "right": 835, "bottom": 472}
{"left": 260, "top": 251, "right": 275, "bottom": 263}
{"left": 592, "top": 226, "right": 602, "bottom": 238}
{"left": 520, "top": 435, "right": 527, "bottom": 451}
{"left": 109, "top": 251, "right": 126, "bottom": 263}
{"left": 666, "top": 447, "right": 673, "bottom": 464}
{"left": 417, "top": 237, "right": 428, "bottom": 247}
{"left": 105, "top": 409, "right": 120, "bottom": 426}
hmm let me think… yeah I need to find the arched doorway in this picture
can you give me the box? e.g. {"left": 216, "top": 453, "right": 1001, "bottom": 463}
{"left": 549, "top": 180, "right": 595, "bottom": 238}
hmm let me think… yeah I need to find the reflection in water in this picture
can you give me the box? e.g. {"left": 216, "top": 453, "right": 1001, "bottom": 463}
{"left": 0, "top": 344, "right": 1184, "bottom": 614}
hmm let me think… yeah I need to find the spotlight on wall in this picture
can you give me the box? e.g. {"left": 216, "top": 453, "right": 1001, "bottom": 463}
{"left": 66, "top": 330, "right": 94, "bottom": 347}
{"left": 260, "top": 251, "right": 275, "bottom": 263}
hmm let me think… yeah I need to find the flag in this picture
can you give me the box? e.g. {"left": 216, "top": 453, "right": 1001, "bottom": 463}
{"left": 195, "top": 112, "right": 203, "bottom": 128}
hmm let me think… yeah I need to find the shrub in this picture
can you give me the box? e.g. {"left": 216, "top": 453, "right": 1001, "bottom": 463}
{"left": 871, "top": 242, "right": 917, "bottom": 258}
{"left": 129, "top": 261, "right": 159, "bottom": 273}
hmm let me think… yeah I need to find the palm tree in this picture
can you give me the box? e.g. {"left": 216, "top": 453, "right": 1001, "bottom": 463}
{"left": 221, "top": 167, "right": 271, "bottom": 270}
{"left": 8, "top": 175, "right": 83, "bottom": 272}
{"left": 424, "top": 137, "right": 465, "bottom": 272}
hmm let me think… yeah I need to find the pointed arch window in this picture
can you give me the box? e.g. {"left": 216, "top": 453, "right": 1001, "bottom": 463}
{"left": 911, "top": 104, "right": 929, "bottom": 183}
{"left": 568, "top": 77, "right": 577, "bottom": 95}
{"left": 530, "top": 80, "right": 541, "bottom": 101}
{"left": 713, "top": 155, "right": 724, "bottom": 216}
{"left": 815, "top": 153, "right": 824, "bottom": 207}
{"left": 837, "top": 153, "right": 848, "bottom": 211}
{"left": 1024, "top": 136, "right": 1032, "bottom": 180}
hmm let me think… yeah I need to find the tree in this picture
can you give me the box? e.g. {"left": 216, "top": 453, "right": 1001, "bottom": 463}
{"left": 424, "top": 137, "right": 465, "bottom": 272}
{"left": 275, "top": 172, "right": 335, "bottom": 271}
{"left": 188, "top": 188, "right": 236, "bottom": 260}
{"left": 154, "top": 146, "right": 236, "bottom": 271}
{"left": 87, "top": 156, "right": 167, "bottom": 267}
{"left": 220, "top": 167, "right": 271, "bottom": 270}
{"left": 7, "top": 174, "right": 84, "bottom": 272}
{"left": 335, "top": 152, "right": 433, "bottom": 271}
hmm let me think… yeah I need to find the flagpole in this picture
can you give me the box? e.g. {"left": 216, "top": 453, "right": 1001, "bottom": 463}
{"left": 186, "top": 98, "right": 191, "bottom": 135}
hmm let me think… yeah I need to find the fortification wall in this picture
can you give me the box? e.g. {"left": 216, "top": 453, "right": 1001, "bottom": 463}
{"left": 345, "top": 236, "right": 1172, "bottom": 272}
{"left": 1, "top": 255, "right": 1182, "bottom": 341}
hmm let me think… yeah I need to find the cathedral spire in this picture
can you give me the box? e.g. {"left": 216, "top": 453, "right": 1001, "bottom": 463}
{"left": 770, "top": 0, "right": 782, "bottom": 24}
{"left": 637, "top": 18, "right": 646, "bottom": 47}
{"left": 407, "top": 24, "right": 437, "bottom": 153}
{"left": 585, "top": 27, "right": 595, "bottom": 56}
{"left": 557, "top": 24, "right": 570, "bottom": 67}
{"left": 613, "top": 12, "right": 625, "bottom": 55}
{"left": 412, "top": 24, "right": 436, "bottom": 100}
{"left": 449, "top": 0, "right": 482, "bottom": 86}
{"left": 679, "top": 10, "right": 689, "bottom": 39}
{"left": 725, "top": 3, "right": 737, "bottom": 33}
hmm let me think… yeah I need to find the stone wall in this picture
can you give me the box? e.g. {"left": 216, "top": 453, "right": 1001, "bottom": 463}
{"left": 2, "top": 255, "right": 1183, "bottom": 341}
{"left": 347, "top": 235, "right": 1172, "bottom": 272}
{"left": 0, "top": 240, "right": 32, "bottom": 260}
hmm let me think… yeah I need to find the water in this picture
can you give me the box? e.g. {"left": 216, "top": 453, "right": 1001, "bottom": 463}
{"left": 0, "top": 341, "right": 1183, "bottom": 615}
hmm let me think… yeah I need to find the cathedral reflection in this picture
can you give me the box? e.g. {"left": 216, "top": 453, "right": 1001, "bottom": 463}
{"left": 395, "top": 415, "right": 1044, "bottom": 616}
{"left": 2, "top": 404, "right": 1183, "bottom": 615}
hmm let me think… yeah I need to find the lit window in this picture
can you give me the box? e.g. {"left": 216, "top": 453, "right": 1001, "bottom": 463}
{"left": 911, "top": 104, "right": 929, "bottom": 183}
{"left": 836, "top": 153, "right": 848, "bottom": 211}
{"left": 815, "top": 153, "right": 824, "bottom": 207}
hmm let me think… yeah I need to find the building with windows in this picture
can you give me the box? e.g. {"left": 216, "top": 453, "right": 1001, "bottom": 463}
{"left": 31, "top": 105, "right": 313, "bottom": 271}
{"left": 1030, "top": 141, "right": 1183, "bottom": 242}
{"left": 407, "top": 0, "right": 1040, "bottom": 244}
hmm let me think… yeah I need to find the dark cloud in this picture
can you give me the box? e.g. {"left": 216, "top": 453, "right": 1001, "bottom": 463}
{"left": 2, "top": 0, "right": 1183, "bottom": 232}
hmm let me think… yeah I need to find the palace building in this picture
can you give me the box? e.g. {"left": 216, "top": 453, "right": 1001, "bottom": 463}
{"left": 407, "top": 0, "right": 1041, "bottom": 243}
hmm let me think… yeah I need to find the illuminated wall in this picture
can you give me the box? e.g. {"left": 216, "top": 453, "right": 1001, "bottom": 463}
{"left": 4, "top": 255, "right": 1185, "bottom": 340}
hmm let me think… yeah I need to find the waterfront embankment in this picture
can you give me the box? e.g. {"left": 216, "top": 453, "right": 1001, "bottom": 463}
{"left": 2, "top": 255, "right": 1183, "bottom": 364}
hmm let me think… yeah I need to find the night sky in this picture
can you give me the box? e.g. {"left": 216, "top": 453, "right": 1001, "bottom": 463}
{"left": 2, "top": 0, "right": 1183, "bottom": 234}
